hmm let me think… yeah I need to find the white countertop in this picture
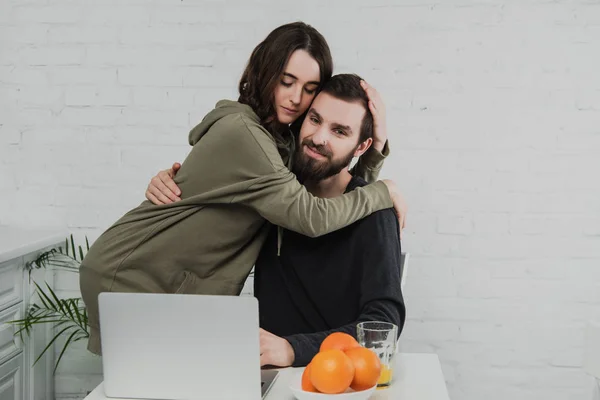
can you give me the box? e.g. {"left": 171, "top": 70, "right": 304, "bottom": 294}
{"left": 0, "top": 226, "right": 67, "bottom": 264}
{"left": 84, "top": 353, "right": 450, "bottom": 400}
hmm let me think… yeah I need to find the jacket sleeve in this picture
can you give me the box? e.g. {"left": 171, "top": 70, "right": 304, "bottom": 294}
{"left": 229, "top": 120, "right": 394, "bottom": 238}
{"left": 284, "top": 209, "right": 406, "bottom": 366}
{"left": 233, "top": 170, "right": 393, "bottom": 238}
{"left": 350, "top": 140, "right": 390, "bottom": 183}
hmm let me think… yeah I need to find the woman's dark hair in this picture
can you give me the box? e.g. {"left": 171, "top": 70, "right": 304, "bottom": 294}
{"left": 238, "top": 22, "right": 333, "bottom": 146}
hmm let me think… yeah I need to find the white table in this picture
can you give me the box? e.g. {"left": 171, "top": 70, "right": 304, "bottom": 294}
{"left": 83, "top": 353, "right": 450, "bottom": 400}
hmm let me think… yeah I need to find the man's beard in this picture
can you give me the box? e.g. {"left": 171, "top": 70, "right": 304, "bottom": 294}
{"left": 292, "top": 138, "right": 356, "bottom": 184}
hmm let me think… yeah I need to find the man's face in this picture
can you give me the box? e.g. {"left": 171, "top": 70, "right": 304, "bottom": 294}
{"left": 293, "top": 92, "right": 368, "bottom": 184}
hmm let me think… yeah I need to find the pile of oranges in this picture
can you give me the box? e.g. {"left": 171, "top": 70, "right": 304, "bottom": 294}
{"left": 301, "top": 332, "right": 381, "bottom": 394}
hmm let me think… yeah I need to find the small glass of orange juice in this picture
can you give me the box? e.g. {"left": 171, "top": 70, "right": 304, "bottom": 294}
{"left": 356, "top": 321, "right": 398, "bottom": 388}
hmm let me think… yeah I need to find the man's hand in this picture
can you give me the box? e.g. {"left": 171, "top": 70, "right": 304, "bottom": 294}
{"left": 360, "top": 80, "right": 387, "bottom": 153}
{"left": 145, "top": 162, "right": 183, "bottom": 205}
{"left": 382, "top": 179, "right": 407, "bottom": 239}
{"left": 259, "top": 328, "right": 295, "bottom": 367}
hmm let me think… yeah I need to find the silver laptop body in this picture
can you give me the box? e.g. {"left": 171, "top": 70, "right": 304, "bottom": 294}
{"left": 98, "top": 292, "right": 278, "bottom": 400}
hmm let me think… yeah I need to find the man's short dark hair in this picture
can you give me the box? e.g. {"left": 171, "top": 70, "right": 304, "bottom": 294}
{"left": 320, "top": 74, "right": 374, "bottom": 143}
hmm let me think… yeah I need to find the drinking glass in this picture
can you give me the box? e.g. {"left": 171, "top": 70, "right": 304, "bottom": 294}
{"left": 356, "top": 321, "right": 398, "bottom": 387}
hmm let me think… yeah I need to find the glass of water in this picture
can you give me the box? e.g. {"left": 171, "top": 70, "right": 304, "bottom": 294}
{"left": 356, "top": 321, "right": 398, "bottom": 387}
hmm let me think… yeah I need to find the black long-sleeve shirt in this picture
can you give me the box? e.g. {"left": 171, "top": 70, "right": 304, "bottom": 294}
{"left": 254, "top": 176, "right": 406, "bottom": 367}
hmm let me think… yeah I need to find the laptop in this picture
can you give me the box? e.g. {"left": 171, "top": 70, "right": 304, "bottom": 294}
{"left": 98, "top": 292, "right": 279, "bottom": 400}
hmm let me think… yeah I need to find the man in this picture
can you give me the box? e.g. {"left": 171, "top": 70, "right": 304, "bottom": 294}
{"left": 147, "top": 74, "right": 406, "bottom": 367}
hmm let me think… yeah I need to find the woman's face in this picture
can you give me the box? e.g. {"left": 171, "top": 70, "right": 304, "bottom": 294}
{"left": 273, "top": 49, "right": 321, "bottom": 125}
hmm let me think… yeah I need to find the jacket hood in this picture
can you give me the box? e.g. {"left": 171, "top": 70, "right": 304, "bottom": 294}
{"left": 188, "top": 100, "right": 259, "bottom": 145}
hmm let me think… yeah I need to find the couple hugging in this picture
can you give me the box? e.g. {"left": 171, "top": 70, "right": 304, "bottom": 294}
{"left": 80, "top": 21, "right": 407, "bottom": 368}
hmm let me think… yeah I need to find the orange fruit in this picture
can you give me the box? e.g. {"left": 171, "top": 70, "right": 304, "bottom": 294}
{"left": 344, "top": 347, "right": 382, "bottom": 391}
{"left": 309, "top": 349, "right": 355, "bottom": 394}
{"left": 319, "top": 332, "right": 360, "bottom": 352}
{"left": 301, "top": 363, "right": 317, "bottom": 392}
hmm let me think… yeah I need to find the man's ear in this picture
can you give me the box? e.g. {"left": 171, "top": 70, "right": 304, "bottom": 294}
{"left": 353, "top": 138, "right": 373, "bottom": 158}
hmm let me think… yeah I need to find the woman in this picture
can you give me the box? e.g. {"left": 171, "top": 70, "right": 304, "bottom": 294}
{"left": 79, "top": 22, "right": 404, "bottom": 356}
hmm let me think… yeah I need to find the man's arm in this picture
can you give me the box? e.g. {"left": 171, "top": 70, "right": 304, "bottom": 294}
{"left": 284, "top": 298, "right": 404, "bottom": 367}
{"left": 284, "top": 209, "right": 406, "bottom": 367}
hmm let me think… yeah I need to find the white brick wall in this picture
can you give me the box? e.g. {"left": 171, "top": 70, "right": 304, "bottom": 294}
{"left": 2, "top": 1, "right": 600, "bottom": 399}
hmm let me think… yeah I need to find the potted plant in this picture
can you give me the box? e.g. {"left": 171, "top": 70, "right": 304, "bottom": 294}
{"left": 9, "top": 235, "right": 90, "bottom": 374}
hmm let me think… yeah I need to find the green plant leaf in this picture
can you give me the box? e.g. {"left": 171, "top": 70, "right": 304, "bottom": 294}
{"left": 33, "top": 324, "right": 77, "bottom": 368}
{"left": 35, "top": 284, "right": 52, "bottom": 310}
{"left": 54, "top": 329, "right": 81, "bottom": 375}
{"left": 70, "top": 235, "right": 76, "bottom": 261}
{"left": 70, "top": 299, "right": 87, "bottom": 332}
{"left": 45, "top": 283, "right": 67, "bottom": 316}
{"left": 71, "top": 331, "right": 88, "bottom": 345}
{"left": 61, "top": 299, "right": 76, "bottom": 322}
{"left": 25, "top": 249, "right": 58, "bottom": 271}
{"left": 25, "top": 236, "right": 84, "bottom": 274}
{"left": 85, "top": 236, "right": 90, "bottom": 251}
